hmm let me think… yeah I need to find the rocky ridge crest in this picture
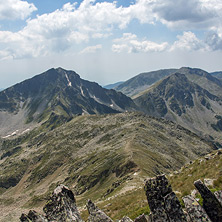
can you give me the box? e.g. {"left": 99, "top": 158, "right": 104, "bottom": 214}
{"left": 21, "top": 175, "right": 222, "bottom": 222}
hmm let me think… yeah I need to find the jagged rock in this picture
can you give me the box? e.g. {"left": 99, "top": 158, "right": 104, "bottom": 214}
{"left": 20, "top": 214, "right": 32, "bottom": 222}
{"left": 144, "top": 175, "right": 170, "bottom": 221}
{"left": 43, "top": 184, "right": 83, "bottom": 222}
{"left": 164, "top": 192, "right": 187, "bottom": 222}
{"left": 20, "top": 210, "right": 48, "bottom": 222}
{"left": 134, "top": 213, "right": 150, "bottom": 222}
{"left": 182, "top": 195, "right": 211, "bottom": 221}
{"left": 194, "top": 179, "right": 222, "bottom": 222}
{"left": 87, "top": 199, "right": 113, "bottom": 222}
{"left": 144, "top": 174, "right": 187, "bottom": 222}
{"left": 214, "top": 190, "right": 222, "bottom": 206}
{"left": 119, "top": 216, "right": 133, "bottom": 222}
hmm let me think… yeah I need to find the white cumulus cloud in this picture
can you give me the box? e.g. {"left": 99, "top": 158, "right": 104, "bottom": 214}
{"left": 1, "top": 0, "right": 222, "bottom": 60}
{"left": 112, "top": 33, "right": 169, "bottom": 53}
{"left": 80, "top": 44, "right": 102, "bottom": 54}
{"left": 0, "top": 0, "right": 37, "bottom": 20}
{"left": 170, "top": 31, "right": 207, "bottom": 51}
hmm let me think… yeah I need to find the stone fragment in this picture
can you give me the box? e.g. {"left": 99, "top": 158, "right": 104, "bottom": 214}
{"left": 20, "top": 210, "right": 47, "bottom": 222}
{"left": 87, "top": 199, "right": 113, "bottom": 222}
{"left": 214, "top": 190, "right": 222, "bottom": 206}
{"left": 20, "top": 214, "right": 32, "bottom": 222}
{"left": 204, "top": 179, "right": 215, "bottom": 187}
{"left": 119, "top": 216, "right": 133, "bottom": 222}
{"left": 194, "top": 179, "right": 222, "bottom": 222}
{"left": 182, "top": 195, "right": 211, "bottom": 221}
{"left": 134, "top": 213, "right": 150, "bottom": 222}
{"left": 43, "top": 184, "right": 83, "bottom": 222}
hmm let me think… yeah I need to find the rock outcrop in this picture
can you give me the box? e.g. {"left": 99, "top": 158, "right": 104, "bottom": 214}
{"left": 86, "top": 199, "right": 113, "bottom": 222}
{"left": 194, "top": 179, "right": 222, "bottom": 222}
{"left": 144, "top": 175, "right": 187, "bottom": 222}
{"left": 119, "top": 216, "right": 133, "bottom": 222}
{"left": 182, "top": 195, "right": 211, "bottom": 221}
{"left": 20, "top": 185, "right": 83, "bottom": 222}
{"left": 20, "top": 176, "right": 222, "bottom": 222}
{"left": 20, "top": 210, "right": 48, "bottom": 222}
{"left": 134, "top": 213, "right": 150, "bottom": 222}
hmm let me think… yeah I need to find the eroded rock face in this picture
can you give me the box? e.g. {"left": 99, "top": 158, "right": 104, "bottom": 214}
{"left": 87, "top": 199, "right": 113, "bottom": 222}
{"left": 144, "top": 174, "right": 187, "bottom": 222}
{"left": 194, "top": 179, "right": 222, "bottom": 222}
{"left": 43, "top": 184, "right": 83, "bottom": 222}
{"left": 182, "top": 195, "right": 211, "bottom": 221}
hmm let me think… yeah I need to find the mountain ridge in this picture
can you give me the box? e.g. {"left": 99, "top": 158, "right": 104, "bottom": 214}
{"left": 134, "top": 71, "right": 222, "bottom": 144}
{"left": 0, "top": 67, "right": 137, "bottom": 137}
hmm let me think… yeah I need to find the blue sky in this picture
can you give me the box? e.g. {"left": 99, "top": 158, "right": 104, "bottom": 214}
{"left": 0, "top": 0, "right": 222, "bottom": 88}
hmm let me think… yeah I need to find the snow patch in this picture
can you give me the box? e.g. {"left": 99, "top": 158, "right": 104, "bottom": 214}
{"left": 80, "top": 86, "right": 84, "bottom": 96}
{"left": 65, "top": 74, "right": 72, "bottom": 87}
{"left": 3, "top": 130, "right": 19, "bottom": 138}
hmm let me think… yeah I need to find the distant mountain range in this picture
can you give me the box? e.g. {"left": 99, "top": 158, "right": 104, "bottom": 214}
{"left": 0, "top": 68, "right": 136, "bottom": 137}
{"left": 103, "top": 81, "right": 124, "bottom": 89}
{"left": 211, "top": 71, "right": 222, "bottom": 80}
{"left": 110, "top": 67, "right": 222, "bottom": 144}
{"left": 115, "top": 69, "right": 177, "bottom": 97}
{"left": 1, "top": 66, "right": 222, "bottom": 221}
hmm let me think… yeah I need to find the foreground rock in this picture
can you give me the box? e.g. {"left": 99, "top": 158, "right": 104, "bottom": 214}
{"left": 119, "top": 216, "right": 133, "bottom": 222}
{"left": 20, "top": 210, "right": 48, "bottom": 222}
{"left": 20, "top": 176, "right": 222, "bottom": 222}
{"left": 144, "top": 175, "right": 187, "bottom": 222}
{"left": 20, "top": 184, "right": 83, "bottom": 222}
{"left": 194, "top": 179, "right": 222, "bottom": 222}
{"left": 182, "top": 195, "right": 211, "bottom": 221}
{"left": 87, "top": 199, "right": 113, "bottom": 222}
{"left": 134, "top": 214, "right": 150, "bottom": 222}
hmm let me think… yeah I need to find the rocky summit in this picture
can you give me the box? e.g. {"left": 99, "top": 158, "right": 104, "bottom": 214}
{"left": 0, "top": 67, "right": 136, "bottom": 137}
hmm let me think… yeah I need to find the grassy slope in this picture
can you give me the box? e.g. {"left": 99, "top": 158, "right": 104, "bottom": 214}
{"left": 0, "top": 112, "right": 215, "bottom": 221}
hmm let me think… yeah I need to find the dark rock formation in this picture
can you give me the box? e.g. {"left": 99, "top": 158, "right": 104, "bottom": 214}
{"left": 182, "top": 195, "right": 211, "bottom": 221}
{"left": 86, "top": 199, "right": 113, "bottom": 222}
{"left": 164, "top": 192, "right": 187, "bottom": 222}
{"left": 20, "top": 210, "right": 48, "bottom": 222}
{"left": 144, "top": 174, "right": 187, "bottom": 222}
{"left": 194, "top": 179, "right": 222, "bottom": 222}
{"left": 20, "top": 184, "right": 82, "bottom": 222}
{"left": 134, "top": 213, "right": 150, "bottom": 222}
{"left": 43, "top": 184, "right": 83, "bottom": 222}
{"left": 20, "top": 176, "right": 222, "bottom": 222}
